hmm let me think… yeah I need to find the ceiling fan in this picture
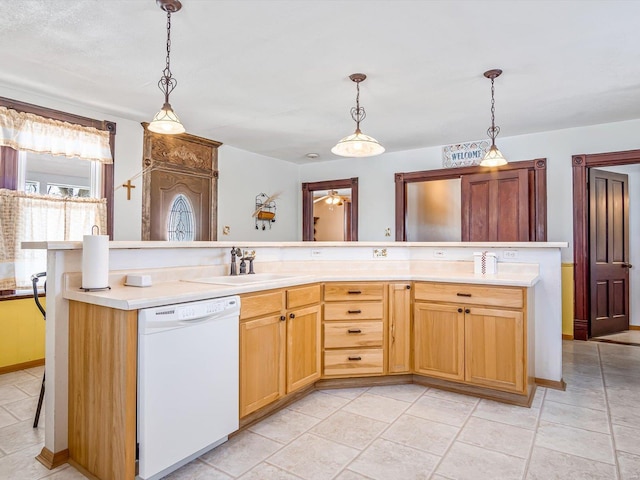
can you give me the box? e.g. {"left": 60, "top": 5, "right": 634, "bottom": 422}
{"left": 313, "top": 190, "right": 348, "bottom": 205}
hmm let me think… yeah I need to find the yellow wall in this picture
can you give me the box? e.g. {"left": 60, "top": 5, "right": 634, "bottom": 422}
{"left": 562, "top": 263, "right": 574, "bottom": 338}
{"left": 0, "top": 298, "right": 45, "bottom": 369}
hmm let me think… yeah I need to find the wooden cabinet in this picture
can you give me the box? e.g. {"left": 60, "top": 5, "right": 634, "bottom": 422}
{"left": 413, "top": 282, "right": 531, "bottom": 395}
{"left": 322, "top": 282, "right": 386, "bottom": 377}
{"left": 388, "top": 283, "right": 411, "bottom": 374}
{"left": 240, "top": 284, "right": 321, "bottom": 418}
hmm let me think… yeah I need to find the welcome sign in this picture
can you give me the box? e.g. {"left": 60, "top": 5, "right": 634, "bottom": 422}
{"left": 442, "top": 139, "right": 491, "bottom": 168}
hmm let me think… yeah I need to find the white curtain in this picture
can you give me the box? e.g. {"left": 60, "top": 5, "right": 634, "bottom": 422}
{"left": 0, "top": 189, "right": 107, "bottom": 290}
{"left": 0, "top": 106, "right": 112, "bottom": 164}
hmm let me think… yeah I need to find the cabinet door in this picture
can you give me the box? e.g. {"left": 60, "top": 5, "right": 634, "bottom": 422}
{"left": 464, "top": 307, "right": 525, "bottom": 393}
{"left": 389, "top": 283, "right": 411, "bottom": 374}
{"left": 414, "top": 303, "right": 464, "bottom": 381}
{"left": 240, "top": 314, "right": 286, "bottom": 417}
{"left": 287, "top": 304, "right": 321, "bottom": 393}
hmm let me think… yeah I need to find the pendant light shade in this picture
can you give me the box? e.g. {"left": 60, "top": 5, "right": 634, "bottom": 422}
{"left": 148, "top": 0, "right": 185, "bottom": 135}
{"left": 480, "top": 69, "right": 507, "bottom": 167}
{"left": 332, "top": 73, "right": 384, "bottom": 158}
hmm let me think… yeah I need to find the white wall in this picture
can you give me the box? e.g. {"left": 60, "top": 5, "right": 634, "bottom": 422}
{"left": 300, "top": 119, "right": 640, "bottom": 261}
{"left": 313, "top": 201, "right": 345, "bottom": 241}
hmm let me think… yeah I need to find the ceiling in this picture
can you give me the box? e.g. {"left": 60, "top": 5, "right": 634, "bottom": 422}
{"left": 2, "top": 1, "right": 640, "bottom": 164}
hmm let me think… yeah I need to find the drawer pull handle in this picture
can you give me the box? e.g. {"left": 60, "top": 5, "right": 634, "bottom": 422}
{"left": 347, "top": 329, "right": 362, "bottom": 334}
{"left": 348, "top": 356, "right": 362, "bottom": 361}
{"left": 456, "top": 293, "right": 472, "bottom": 297}
{"left": 348, "top": 290, "right": 362, "bottom": 294}
{"left": 347, "top": 309, "right": 362, "bottom": 314}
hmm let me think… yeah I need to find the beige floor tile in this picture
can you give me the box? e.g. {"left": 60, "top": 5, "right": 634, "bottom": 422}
{"left": 541, "top": 400, "right": 610, "bottom": 434}
{"left": 599, "top": 342, "right": 640, "bottom": 359}
{"left": 613, "top": 424, "right": 640, "bottom": 456}
{"left": 239, "top": 462, "right": 302, "bottom": 480}
{"left": 563, "top": 371, "right": 605, "bottom": 390}
{"left": 601, "top": 353, "right": 640, "bottom": 369}
{"left": 544, "top": 384, "right": 606, "bottom": 411}
{"left": 473, "top": 399, "right": 540, "bottom": 430}
{"left": 0, "top": 407, "right": 19, "bottom": 429}
{"left": 0, "top": 444, "right": 51, "bottom": 479}
{"left": 603, "top": 363, "right": 640, "bottom": 378}
{"left": 562, "top": 360, "right": 603, "bottom": 378}
{"left": 457, "top": 416, "right": 534, "bottom": 458}
{"left": 287, "top": 391, "right": 350, "bottom": 419}
{"left": 422, "top": 388, "right": 480, "bottom": 406}
{"left": 563, "top": 351, "right": 602, "bottom": 366}
{"left": 40, "top": 465, "right": 88, "bottom": 480}
{"left": 530, "top": 387, "right": 545, "bottom": 409}
{"left": 163, "top": 458, "right": 233, "bottom": 479}
{"left": 406, "top": 395, "right": 474, "bottom": 427}
{"left": 249, "top": 408, "right": 320, "bottom": 444}
{"left": 316, "top": 387, "right": 368, "bottom": 400}
{"left": 268, "top": 433, "right": 359, "bottom": 480}
{"left": 348, "top": 438, "right": 439, "bottom": 480}
{"left": 340, "top": 393, "right": 410, "bottom": 423}
{"left": 563, "top": 340, "right": 599, "bottom": 356}
{"left": 436, "top": 441, "right": 525, "bottom": 480}
{"left": 380, "top": 413, "right": 458, "bottom": 456}
{"left": 618, "top": 451, "right": 640, "bottom": 480}
{"left": 0, "top": 385, "right": 29, "bottom": 407}
{"left": 14, "top": 378, "right": 42, "bottom": 398}
{"left": 310, "top": 410, "right": 387, "bottom": 449}
{"left": 609, "top": 403, "right": 640, "bottom": 429}
{"left": 334, "top": 470, "right": 374, "bottom": 480}
{"left": 366, "top": 384, "right": 426, "bottom": 403}
{"left": 200, "top": 431, "right": 282, "bottom": 477}
{"left": 0, "top": 420, "right": 44, "bottom": 454}
{"left": 604, "top": 372, "right": 640, "bottom": 389}
{"left": 534, "top": 420, "right": 615, "bottom": 465}
{"left": 607, "top": 385, "right": 640, "bottom": 409}
{"left": 596, "top": 330, "right": 640, "bottom": 344}
{"left": 525, "top": 446, "right": 617, "bottom": 480}
{"left": 0, "top": 372, "right": 36, "bottom": 387}
{"left": 24, "top": 366, "right": 45, "bottom": 379}
{"left": 3, "top": 396, "right": 40, "bottom": 422}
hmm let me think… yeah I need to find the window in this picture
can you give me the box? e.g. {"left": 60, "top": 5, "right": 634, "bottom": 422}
{"left": 167, "top": 194, "right": 195, "bottom": 241}
{"left": 20, "top": 151, "right": 98, "bottom": 198}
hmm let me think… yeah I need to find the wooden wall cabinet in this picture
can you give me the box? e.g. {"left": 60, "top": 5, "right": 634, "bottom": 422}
{"left": 413, "top": 282, "right": 532, "bottom": 396}
{"left": 388, "top": 283, "right": 412, "bottom": 374}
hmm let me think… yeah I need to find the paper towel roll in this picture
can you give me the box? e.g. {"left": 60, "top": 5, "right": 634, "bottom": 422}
{"left": 82, "top": 234, "right": 109, "bottom": 289}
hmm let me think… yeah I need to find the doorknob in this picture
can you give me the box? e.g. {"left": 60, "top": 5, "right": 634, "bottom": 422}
{"left": 622, "top": 263, "right": 633, "bottom": 268}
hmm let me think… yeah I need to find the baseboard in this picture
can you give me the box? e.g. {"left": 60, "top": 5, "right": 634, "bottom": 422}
{"left": 535, "top": 377, "right": 566, "bottom": 391}
{"left": 36, "top": 447, "right": 69, "bottom": 470}
{"left": 630, "top": 325, "right": 640, "bottom": 331}
{"left": 67, "top": 459, "right": 101, "bottom": 480}
{"left": 0, "top": 358, "right": 44, "bottom": 375}
{"left": 562, "top": 334, "right": 574, "bottom": 340}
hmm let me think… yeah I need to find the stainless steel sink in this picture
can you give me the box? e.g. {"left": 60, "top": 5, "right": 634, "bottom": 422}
{"left": 182, "top": 273, "right": 301, "bottom": 286}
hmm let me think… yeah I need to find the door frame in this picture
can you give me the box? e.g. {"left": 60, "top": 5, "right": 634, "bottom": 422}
{"left": 302, "top": 177, "right": 358, "bottom": 241}
{"left": 394, "top": 158, "right": 547, "bottom": 241}
{"left": 572, "top": 149, "right": 640, "bottom": 340}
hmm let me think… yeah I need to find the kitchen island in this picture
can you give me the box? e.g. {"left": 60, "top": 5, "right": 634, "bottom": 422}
{"left": 24, "top": 241, "right": 565, "bottom": 475}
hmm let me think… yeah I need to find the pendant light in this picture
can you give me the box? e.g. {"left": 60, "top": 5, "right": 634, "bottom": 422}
{"left": 148, "top": 0, "right": 185, "bottom": 135}
{"left": 331, "top": 73, "right": 385, "bottom": 157}
{"left": 480, "top": 69, "right": 507, "bottom": 167}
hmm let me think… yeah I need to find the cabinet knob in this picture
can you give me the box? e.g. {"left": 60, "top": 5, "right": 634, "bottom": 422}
{"left": 289, "top": 313, "right": 295, "bottom": 319}
{"left": 406, "top": 285, "right": 411, "bottom": 290}
{"left": 465, "top": 309, "right": 470, "bottom": 314}
{"left": 280, "top": 315, "right": 286, "bottom": 321}
{"left": 458, "top": 308, "right": 463, "bottom": 313}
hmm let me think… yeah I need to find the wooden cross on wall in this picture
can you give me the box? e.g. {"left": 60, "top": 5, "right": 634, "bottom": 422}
{"left": 122, "top": 180, "right": 136, "bottom": 200}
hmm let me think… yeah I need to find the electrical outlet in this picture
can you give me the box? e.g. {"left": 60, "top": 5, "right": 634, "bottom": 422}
{"left": 373, "top": 248, "right": 387, "bottom": 258}
{"left": 222, "top": 225, "right": 230, "bottom": 235}
{"left": 311, "top": 249, "right": 323, "bottom": 258}
{"left": 384, "top": 227, "right": 391, "bottom": 237}
{"left": 433, "top": 250, "right": 447, "bottom": 258}
{"left": 503, "top": 250, "right": 519, "bottom": 259}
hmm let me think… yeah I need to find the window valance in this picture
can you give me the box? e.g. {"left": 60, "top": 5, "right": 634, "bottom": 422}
{"left": 0, "top": 106, "right": 113, "bottom": 164}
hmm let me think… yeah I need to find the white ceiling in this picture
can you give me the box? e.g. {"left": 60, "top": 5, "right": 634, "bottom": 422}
{"left": 2, "top": 1, "right": 640, "bottom": 164}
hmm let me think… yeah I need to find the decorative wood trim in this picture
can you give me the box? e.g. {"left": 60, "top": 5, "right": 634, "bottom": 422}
{"left": 394, "top": 158, "right": 547, "bottom": 241}
{"left": 629, "top": 325, "right": 640, "bottom": 331}
{"left": 562, "top": 334, "right": 574, "bottom": 340}
{"left": 0, "top": 358, "right": 44, "bottom": 375}
{"left": 0, "top": 96, "right": 116, "bottom": 238}
{"left": 67, "top": 459, "right": 101, "bottom": 480}
{"left": 572, "top": 149, "right": 640, "bottom": 340}
{"left": 36, "top": 447, "right": 69, "bottom": 470}
{"left": 315, "top": 374, "right": 413, "bottom": 390}
{"left": 301, "top": 177, "right": 359, "bottom": 241}
{"left": 535, "top": 377, "right": 567, "bottom": 391}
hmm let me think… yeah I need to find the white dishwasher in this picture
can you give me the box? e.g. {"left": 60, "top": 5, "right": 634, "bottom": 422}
{"left": 137, "top": 296, "right": 240, "bottom": 480}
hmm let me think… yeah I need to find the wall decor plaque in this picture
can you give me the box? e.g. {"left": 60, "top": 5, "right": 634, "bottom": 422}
{"left": 442, "top": 139, "right": 490, "bottom": 168}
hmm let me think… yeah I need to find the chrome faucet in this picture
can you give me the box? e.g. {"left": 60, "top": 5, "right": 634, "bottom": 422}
{"left": 230, "top": 247, "right": 241, "bottom": 276}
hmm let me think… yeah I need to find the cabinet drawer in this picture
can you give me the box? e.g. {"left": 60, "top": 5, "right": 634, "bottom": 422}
{"left": 323, "top": 349, "right": 384, "bottom": 376}
{"left": 414, "top": 282, "right": 523, "bottom": 309}
{"left": 324, "top": 321, "right": 383, "bottom": 348}
{"left": 287, "top": 284, "right": 321, "bottom": 309}
{"left": 324, "top": 302, "right": 383, "bottom": 321}
{"left": 324, "top": 283, "right": 384, "bottom": 301}
{"left": 240, "top": 290, "right": 284, "bottom": 320}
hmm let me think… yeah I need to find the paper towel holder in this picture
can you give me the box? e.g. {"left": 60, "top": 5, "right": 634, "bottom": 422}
{"left": 80, "top": 224, "right": 112, "bottom": 292}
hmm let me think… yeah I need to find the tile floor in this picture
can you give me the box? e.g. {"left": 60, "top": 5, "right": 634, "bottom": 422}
{"left": 592, "top": 329, "right": 640, "bottom": 346}
{"left": 1, "top": 340, "right": 639, "bottom": 479}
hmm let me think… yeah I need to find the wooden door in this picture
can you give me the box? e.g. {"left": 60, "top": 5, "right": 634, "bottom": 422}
{"left": 589, "top": 169, "right": 630, "bottom": 336}
{"left": 388, "top": 283, "right": 411, "bottom": 374}
{"left": 286, "top": 304, "right": 321, "bottom": 393}
{"left": 414, "top": 302, "right": 464, "bottom": 381}
{"left": 461, "top": 170, "right": 530, "bottom": 241}
{"left": 239, "top": 314, "right": 286, "bottom": 417}
{"left": 464, "top": 307, "right": 524, "bottom": 393}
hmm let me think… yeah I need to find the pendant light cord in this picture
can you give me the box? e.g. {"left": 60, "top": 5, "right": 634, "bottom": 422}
{"left": 158, "top": 10, "right": 177, "bottom": 103}
{"left": 350, "top": 79, "right": 366, "bottom": 133}
{"left": 487, "top": 75, "right": 500, "bottom": 146}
